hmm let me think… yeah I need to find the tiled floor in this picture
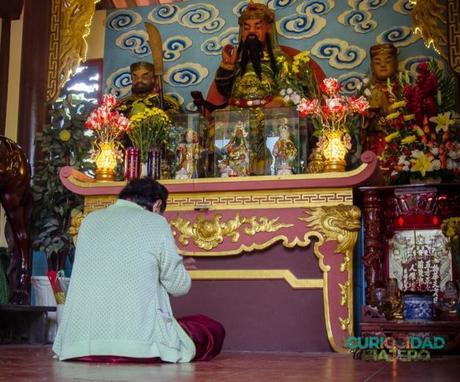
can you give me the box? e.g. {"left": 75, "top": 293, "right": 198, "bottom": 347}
{"left": 0, "top": 345, "right": 459, "bottom": 382}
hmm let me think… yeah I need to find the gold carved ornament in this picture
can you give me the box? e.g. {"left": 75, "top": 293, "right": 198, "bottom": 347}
{"left": 68, "top": 209, "right": 87, "bottom": 245}
{"left": 47, "top": 0, "right": 100, "bottom": 102}
{"left": 299, "top": 205, "right": 361, "bottom": 335}
{"left": 410, "top": 0, "right": 448, "bottom": 59}
{"left": 170, "top": 213, "right": 293, "bottom": 250}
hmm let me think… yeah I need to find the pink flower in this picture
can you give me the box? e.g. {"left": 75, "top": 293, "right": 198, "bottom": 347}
{"left": 297, "top": 98, "right": 320, "bottom": 117}
{"left": 320, "top": 78, "right": 341, "bottom": 96}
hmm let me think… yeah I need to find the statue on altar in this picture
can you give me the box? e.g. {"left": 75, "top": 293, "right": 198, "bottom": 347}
{"left": 272, "top": 118, "right": 297, "bottom": 175}
{"left": 175, "top": 129, "right": 201, "bottom": 179}
{"left": 116, "top": 61, "right": 181, "bottom": 118}
{"left": 362, "top": 43, "right": 399, "bottom": 156}
{"left": 384, "top": 278, "right": 403, "bottom": 320}
{"left": 223, "top": 121, "right": 250, "bottom": 177}
{"left": 213, "top": 1, "right": 319, "bottom": 175}
{"left": 436, "top": 280, "right": 459, "bottom": 319}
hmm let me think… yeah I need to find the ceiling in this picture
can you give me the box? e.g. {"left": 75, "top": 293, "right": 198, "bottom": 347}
{"left": 97, "top": 0, "right": 186, "bottom": 9}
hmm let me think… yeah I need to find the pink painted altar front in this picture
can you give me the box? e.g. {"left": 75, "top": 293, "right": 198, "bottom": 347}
{"left": 60, "top": 151, "right": 382, "bottom": 352}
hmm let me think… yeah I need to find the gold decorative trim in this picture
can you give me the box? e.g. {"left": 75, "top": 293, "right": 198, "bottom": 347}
{"left": 339, "top": 281, "right": 349, "bottom": 307}
{"left": 447, "top": 0, "right": 460, "bottom": 73}
{"left": 168, "top": 188, "right": 353, "bottom": 211}
{"left": 411, "top": 0, "right": 448, "bottom": 59}
{"left": 47, "top": 0, "right": 100, "bottom": 102}
{"left": 84, "top": 195, "right": 117, "bottom": 213}
{"left": 170, "top": 213, "right": 293, "bottom": 250}
{"left": 189, "top": 270, "right": 323, "bottom": 289}
{"left": 299, "top": 205, "right": 361, "bottom": 340}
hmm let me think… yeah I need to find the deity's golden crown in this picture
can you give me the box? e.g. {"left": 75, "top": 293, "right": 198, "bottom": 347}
{"left": 370, "top": 43, "right": 397, "bottom": 58}
{"left": 238, "top": 1, "right": 275, "bottom": 25}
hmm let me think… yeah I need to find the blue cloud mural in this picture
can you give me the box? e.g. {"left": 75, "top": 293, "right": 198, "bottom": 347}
{"left": 266, "top": 0, "right": 299, "bottom": 10}
{"left": 311, "top": 38, "right": 366, "bottom": 69}
{"left": 107, "top": 10, "right": 143, "bottom": 31}
{"left": 106, "top": 67, "right": 131, "bottom": 98}
{"left": 376, "top": 26, "right": 420, "bottom": 47}
{"left": 104, "top": 0, "right": 447, "bottom": 109}
{"left": 163, "top": 36, "right": 193, "bottom": 62}
{"left": 400, "top": 56, "right": 446, "bottom": 74}
{"left": 115, "top": 30, "right": 151, "bottom": 58}
{"left": 277, "top": 0, "right": 335, "bottom": 39}
{"left": 201, "top": 27, "right": 239, "bottom": 56}
{"left": 393, "top": 0, "right": 413, "bottom": 15}
{"left": 164, "top": 63, "right": 209, "bottom": 87}
{"left": 337, "top": 8, "right": 376, "bottom": 33}
{"left": 148, "top": 3, "right": 224, "bottom": 33}
{"left": 338, "top": 72, "right": 369, "bottom": 95}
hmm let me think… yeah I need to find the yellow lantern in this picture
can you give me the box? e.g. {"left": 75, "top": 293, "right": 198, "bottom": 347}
{"left": 95, "top": 141, "right": 117, "bottom": 181}
{"left": 322, "top": 130, "right": 348, "bottom": 172}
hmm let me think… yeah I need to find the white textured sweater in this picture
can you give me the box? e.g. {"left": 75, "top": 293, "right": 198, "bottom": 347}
{"left": 52, "top": 199, "right": 195, "bottom": 362}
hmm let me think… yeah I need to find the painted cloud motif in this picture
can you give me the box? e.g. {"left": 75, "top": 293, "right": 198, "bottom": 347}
{"left": 148, "top": 3, "right": 224, "bottom": 33}
{"left": 376, "top": 26, "right": 420, "bottom": 47}
{"left": 106, "top": 67, "right": 131, "bottom": 98}
{"left": 311, "top": 38, "right": 366, "bottom": 69}
{"left": 115, "top": 30, "right": 151, "bottom": 58}
{"left": 163, "top": 36, "right": 193, "bottom": 62}
{"left": 106, "top": 10, "right": 143, "bottom": 31}
{"left": 201, "top": 27, "right": 239, "bottom": 55}
{"left": 277, "top": 0, "right": 335, "bottom": 39}
{"left": 164, "top": 63, "right": 209, "bottom": 87}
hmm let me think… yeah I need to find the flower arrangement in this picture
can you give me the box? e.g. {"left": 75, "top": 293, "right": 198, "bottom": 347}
{"left": 279, "top": 50, "right": 318, "bottom": 106}
{"left": 128, "top": 105, "right": 171, "bottom": 162}
{"left": 84, "top": 94, "right": 130, "bottom": 143}
{"left": 382, "top": 61, "right": 460, "bottom": 184}
{"left": 297, "top": 77, "right": 370, "bottom": 135}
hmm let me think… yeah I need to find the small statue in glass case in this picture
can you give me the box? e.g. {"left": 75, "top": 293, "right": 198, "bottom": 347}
{"left": 272, "top": 118, "right": 297, "bottom": 175}
{"left": 384, "top": 278, "right": 403, "bottom": 320}
{"left": 437, "top": 281, "right": 458, "bottom": 319}
{"left": 175, "top": 128, "right": 201, "bottom": 179}
{"left": 223, "top": 121, "right": 249, "bottom": 176}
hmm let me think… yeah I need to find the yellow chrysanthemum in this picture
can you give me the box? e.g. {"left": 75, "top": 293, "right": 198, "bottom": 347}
{"left": 411, "top": 153, "right": 433, "bottom": 177}
{"left": 401, "top": 135, "right": 416, "bottom": 144}
{"left": 59, "top": 129, "right": 71, "bottom": 142}
{"left": 384, "top": 131, "right": 400, "bottom": 142}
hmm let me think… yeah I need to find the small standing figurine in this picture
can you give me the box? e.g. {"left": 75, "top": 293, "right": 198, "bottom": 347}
{"left": 272, "top": 118, "right": 297, "bottom": 175}
{"left": 175, "top": 128, "right": 201, "bottom": 179}
{"left": 384, "top": 278, "right": 403, "bottom": 320}
{"left": 363, "top": 43, "right": 399, "bottom": 155}
{"left": 223, "top": 121, "right": 250, "bottom": 177}
{"left": 437, "top": 281, "right": 458, "bottom": 319}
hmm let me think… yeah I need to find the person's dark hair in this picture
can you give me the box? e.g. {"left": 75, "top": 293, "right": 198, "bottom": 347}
{"left": 119, "top": 178, "right": 168, "bottom": 213}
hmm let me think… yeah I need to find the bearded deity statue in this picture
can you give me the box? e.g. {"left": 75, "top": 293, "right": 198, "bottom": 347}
{"left": 214, "top": 1, "right": 294, "bottom": 175}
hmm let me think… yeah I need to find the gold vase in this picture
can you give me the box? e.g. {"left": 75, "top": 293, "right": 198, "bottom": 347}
{"left": 322, "top": 130, "right": 348, "bottom": 172}
{"left": 95, "top": 141, "right": 117, "bottom": 181}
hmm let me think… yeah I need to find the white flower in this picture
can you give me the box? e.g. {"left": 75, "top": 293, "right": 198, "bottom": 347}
{"left": 284, "top": 95, "right": 290, "bottom": 103}
{"left": 431, "top": 159, "right": 441, "bottom": 171}
{"left": 447, "top": 150, "right": 459, "bottom": 160}
{"left": 364, "top": 88, "right": 371, "bottom": 97}
{"left": 430, "top": 147, "right": 439, "bottom": 156}
{"left": 291, "top": 93, "right": 301, "bottom": 105}
{"left": 280, "top": 89, "right": 286, "bottom": 96}
{"left": 397, "top": 155, "right": 407, "bottom": 165}
{"left": 362, "top": 77, "right": 370, "bottom": 85}
{"left": 286, "top": 88, "right": 293, "bottom": 95}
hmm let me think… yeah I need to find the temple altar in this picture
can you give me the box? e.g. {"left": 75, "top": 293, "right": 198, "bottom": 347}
{"left": 59, "top": 151, "right": 381, "bottom": 352}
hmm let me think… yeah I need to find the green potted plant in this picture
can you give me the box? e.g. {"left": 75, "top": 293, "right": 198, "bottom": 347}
{"left": 31, "top": 96, "right": 94, "bottom": 270}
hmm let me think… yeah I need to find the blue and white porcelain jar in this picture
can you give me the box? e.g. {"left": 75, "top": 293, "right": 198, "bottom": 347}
{"left": 403, "top": 292, "right": 434, "bottom": 320}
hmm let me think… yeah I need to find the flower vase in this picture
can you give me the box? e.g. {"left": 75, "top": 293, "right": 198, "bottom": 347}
{"left": 322, "top": 130, "right": 348, "bottom": 172}
{"left": 95, "top": 141, "right": 117, "bottom": 181}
